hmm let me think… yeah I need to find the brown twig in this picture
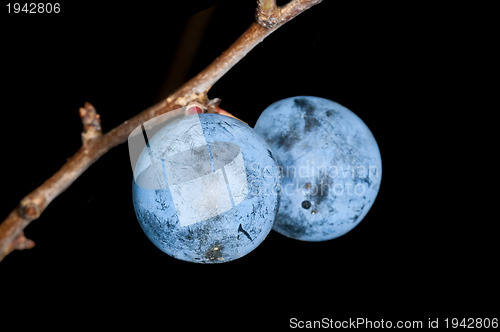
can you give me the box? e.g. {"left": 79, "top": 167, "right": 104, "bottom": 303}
{"left": 0, "top": 0, "right": 323, "bottom": 262}
{"left": 80, "top": 102, "right": 102, "bottom": 144}
{"left": 256, "top": 0, "right": 279, "bottom": 28}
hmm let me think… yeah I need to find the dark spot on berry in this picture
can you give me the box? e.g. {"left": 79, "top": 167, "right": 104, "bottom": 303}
{"left": 294, "top": 98, "right": 320, "bottom": 132}
{"left": 326, "top": 109, "right": 339, "bottom": 118}
{"left": 275, "top": 215, "right": 307, "bottom": 238}
{"left": 302, "top": 200, "right": 311, "bottom": 209}
{"left": 294, "top": 98, "right": 314, "bottom": 113}
{"left": 237, "top": 224, "right": 253, "bottom": 241}
{"left": 275, "top": 132, "right": 300, "bottom": 151}
{"left": 267, "top": 148, "right": 275, "bottom": 161}
{"left": 205, "top": 243, "right": 224, "bottom": 262}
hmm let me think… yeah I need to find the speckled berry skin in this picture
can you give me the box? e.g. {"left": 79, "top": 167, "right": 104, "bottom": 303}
{"left": 132, "top": 113, "right": 281, "bottom": 263}
{"left": 254, "top": 96, "right": 382, "bottom": 241}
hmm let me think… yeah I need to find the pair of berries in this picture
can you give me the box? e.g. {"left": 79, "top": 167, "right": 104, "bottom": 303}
{"left": 132, "top": 96, "right": 382, "bottom": 263}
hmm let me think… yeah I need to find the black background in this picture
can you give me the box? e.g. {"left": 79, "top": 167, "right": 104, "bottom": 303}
{"left": 0, "top": 1, "right": 496, "bottom": 330}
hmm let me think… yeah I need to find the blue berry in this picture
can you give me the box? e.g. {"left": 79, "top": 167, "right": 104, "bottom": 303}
{"left": 132, "top": 113, "right": 281, "bottom": 263}
{"left": 254, "top": 96, "right": 382, "bottom": 241}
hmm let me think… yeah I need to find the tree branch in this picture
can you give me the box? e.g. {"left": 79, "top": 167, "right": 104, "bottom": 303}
{"left": 256, "top": 0, "right": 279, "bottom": 28}
{"left": 0, "top": 0, "right": 323, "bottom": 262}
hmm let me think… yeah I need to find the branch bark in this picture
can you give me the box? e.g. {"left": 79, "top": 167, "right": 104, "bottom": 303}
{"left": 0, "top": 0, "right": 323, "bottom": 262}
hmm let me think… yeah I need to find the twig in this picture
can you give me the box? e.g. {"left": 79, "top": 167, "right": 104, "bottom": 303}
{"left": 0, "top": 0, "right": 323, "bottom": 262}
{"left": 256, "top": 0, "right": 279, "bottom": 28}
{"left": 80, "top": 102, "right": 102, "bottom": 144}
